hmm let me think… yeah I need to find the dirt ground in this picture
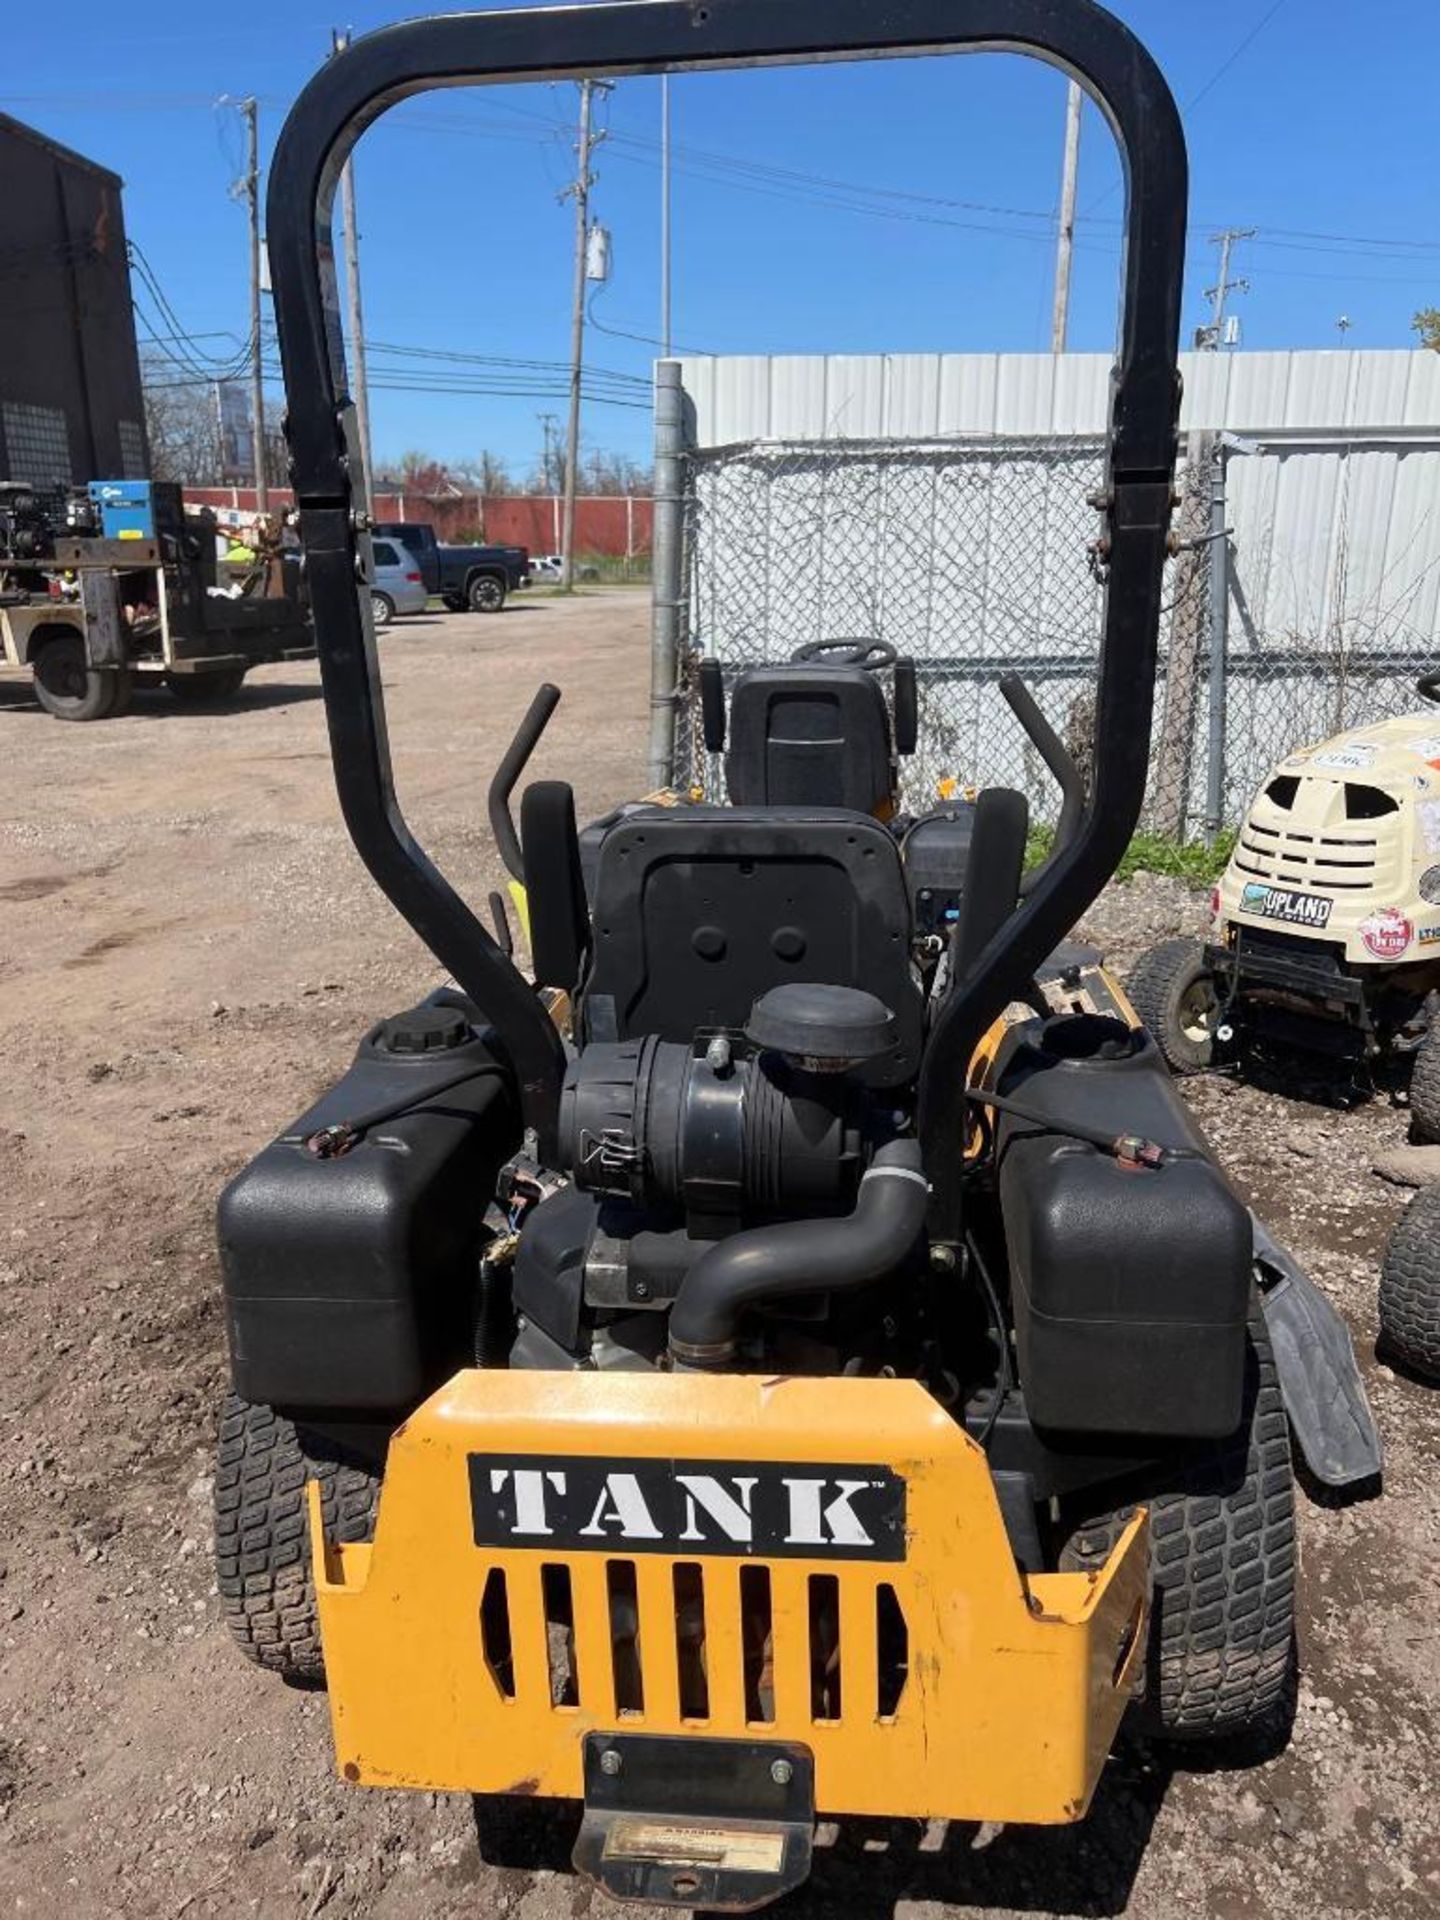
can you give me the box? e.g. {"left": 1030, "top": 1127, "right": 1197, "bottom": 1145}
{"left": 0, "top": 588, "right": 1435, "bottom": 1920}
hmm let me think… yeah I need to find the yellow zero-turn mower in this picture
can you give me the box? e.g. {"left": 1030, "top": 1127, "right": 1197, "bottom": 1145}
{"left": 213, "top": 5, "right": 1379, "bottom": 1909}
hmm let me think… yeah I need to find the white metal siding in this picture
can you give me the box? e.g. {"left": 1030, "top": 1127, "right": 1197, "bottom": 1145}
{"left": 674, "top": 352, "right": 1440, "bottom": 827}
{"left": 677, "top": 349, "right": 1440, "bottom": 443}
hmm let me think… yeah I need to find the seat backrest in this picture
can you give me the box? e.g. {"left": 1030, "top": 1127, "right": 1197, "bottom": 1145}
{"left": 724, "top": 665, "right": 894, "bottom": 815}
{"left": 579, "top": 806, "right": 922, "bottom": 1086}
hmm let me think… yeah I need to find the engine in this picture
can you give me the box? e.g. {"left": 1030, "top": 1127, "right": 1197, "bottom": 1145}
{"left": 504, "top": 984, "right": 931, "bottom": 1377}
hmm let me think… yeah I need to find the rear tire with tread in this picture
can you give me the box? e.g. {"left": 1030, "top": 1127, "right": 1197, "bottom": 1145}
{"left": 1407, "top": 1026, "right": 1440, "bottom": 1143}
{"left": 1062, "top": 1317, "right": 1297, "bottom": 1744}
{"left": 214, "top": 1395, "right": 380, "bottom": 1683}
{"left": 1378, "top": 1183, "right": 1440, "bottom": 1380}
{"left": 1127, "top": 936, "right": 1219, "bottom": 1073}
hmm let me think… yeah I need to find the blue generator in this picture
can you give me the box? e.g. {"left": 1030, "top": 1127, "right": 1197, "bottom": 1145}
{"left": 89, "top": 478, "right": 160, "bottom": 541}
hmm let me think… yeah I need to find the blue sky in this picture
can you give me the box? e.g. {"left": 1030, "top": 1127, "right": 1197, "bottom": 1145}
{"left": 4, "top": 1, "right": 1437, "bottom": 477}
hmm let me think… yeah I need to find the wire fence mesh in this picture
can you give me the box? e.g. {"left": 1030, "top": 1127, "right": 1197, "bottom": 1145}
{"left": 675, "top": 432, "right": 1440, "bottom": 839}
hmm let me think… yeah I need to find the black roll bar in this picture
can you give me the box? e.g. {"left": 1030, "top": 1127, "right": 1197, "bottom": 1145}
{"left": 267, "top": 0, "right": 1187, "bottom": 1201}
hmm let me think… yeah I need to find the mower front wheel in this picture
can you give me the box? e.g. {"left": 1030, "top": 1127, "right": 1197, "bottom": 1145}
{"left": 1378, "top": 1183, "right": 1440, "bottom": 1380}
{"left": 1407, "top": 1026, "right": 1440, "bottom": 1143}
{"left": 1061, "top": 1317, "right": 1297, "bottom": 1744}
{"left": 214, "top": 1395, "right": 380, "bottom": 1683}
{"left": 1127, "top": 937, "right": 1221, "bottom": 1073}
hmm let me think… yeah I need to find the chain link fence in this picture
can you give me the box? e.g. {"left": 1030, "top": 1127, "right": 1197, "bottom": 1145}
{"left": 675, "top": 431, "right": 1440, "bottom": 839}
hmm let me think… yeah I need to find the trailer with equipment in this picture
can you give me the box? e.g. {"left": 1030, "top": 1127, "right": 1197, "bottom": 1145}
{"left": 0, "top": 478, "right": 312, "bottom": 718}
{"left": 212, "top": 5, "right": 1379, "bottom": 1910}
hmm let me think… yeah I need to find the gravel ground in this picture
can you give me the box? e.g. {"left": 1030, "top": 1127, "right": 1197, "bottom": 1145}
{"left": 0, "top": 589, "right": 1435, "bottom": 1920}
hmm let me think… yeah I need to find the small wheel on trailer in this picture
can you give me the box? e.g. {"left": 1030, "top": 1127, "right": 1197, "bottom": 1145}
{"left": 370, "top": 589, "right": 396, "bottom": 628}
{"left": 1127, "top": 936, "right": 1222, "bottom": 1073}
{"left": 442, "top": 593, "right": 464, "bottom": 613}
{"left": 1061, "top": 1315, "right": 1297, "bottom": 1744}
{"left": 213, "top": 1394, "right": 380, "bottom": 1683}
{"left": 1406, "top": 1025, "right": 1440, "bottom": 1144}
{"left": 32, "top": 633, "right": 121, "bottom": 721}
{"left": 1378, "top": 1182, "right": 1440, "bottom": 1381}
{"left": 168, "top": 667, "right": 248, "bottom": 704}
{"left": 467, "top": 573, "right": 506, "bottom": 613}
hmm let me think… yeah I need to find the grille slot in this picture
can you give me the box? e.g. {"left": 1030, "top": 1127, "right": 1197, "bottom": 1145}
{"left": 808, "top": 1573, "right": 842, "bottom": 1722}
{"left": 876, "top": 1583, "right": 909, "bottom": 1719}
{"left": 741, "top": 1564, "right": 775, "bottom": 1724}
{"left": 606, "top": 1560, "right": 644, "bottom": 1716}
{"left": 673, "top": 1563, "right": 710, "bottom": 1720}
{"left": 542, "top": 1563, "right": 580, "bottom": 1707}
{"left": 480, "top": 1567, "right": 515, "bottom": 1699}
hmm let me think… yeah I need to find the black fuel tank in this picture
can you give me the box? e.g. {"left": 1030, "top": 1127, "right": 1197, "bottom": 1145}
{"left": 996, "top": 1014, "right": 1251, "bottom": 1439}
{"left": 219, "top": 997, "right": 518, "bottom": 1412}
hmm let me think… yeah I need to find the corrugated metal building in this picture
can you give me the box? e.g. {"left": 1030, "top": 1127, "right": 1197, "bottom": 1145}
{"left": 0, "top": 113, "right": 149, "bottom": 487}
{"left": 677, "top": 349, "right": 1440, "bottom": 444}
{"left": 671, "top": 350, "right": 1440, "bottom": 830}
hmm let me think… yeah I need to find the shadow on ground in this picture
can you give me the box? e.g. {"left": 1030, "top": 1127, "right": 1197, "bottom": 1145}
{"left": 469, "top": 1738, "right": 1177, "bottom": 1919}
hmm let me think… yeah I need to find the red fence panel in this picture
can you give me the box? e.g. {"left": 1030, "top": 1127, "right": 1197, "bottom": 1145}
{"left": 179, "top": 488, "right": 652, "bottom": 557}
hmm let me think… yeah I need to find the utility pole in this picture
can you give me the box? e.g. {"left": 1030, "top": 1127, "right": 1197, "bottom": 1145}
{"left": 1050, "top": 80, "right": 1082, "bottom": 353}
{"left": 333, "top": 31, "right": 374, "bottom": 515}
{"left": 1200, "top": 227, "right": 1255, "bottom": 350}
{"left": 560, "top": 78, "right": 608, "bottom": 591}
{"left": 537, "top": 412, "right": 558, "bottom": 492}
{"left": 240, "top": 97, "right": 268, "bottom": 512}
{"left": 660, "top": 73, "right": 672, "bottom": 358}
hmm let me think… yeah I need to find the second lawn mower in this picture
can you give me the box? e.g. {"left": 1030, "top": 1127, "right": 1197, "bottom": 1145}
{"left": 1132, "top": 671, "right": 1440, "bottom": 1136}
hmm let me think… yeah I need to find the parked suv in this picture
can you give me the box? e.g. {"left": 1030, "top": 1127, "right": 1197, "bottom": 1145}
{"left": 368, "top": 539, "right": 428, "bottom": 626}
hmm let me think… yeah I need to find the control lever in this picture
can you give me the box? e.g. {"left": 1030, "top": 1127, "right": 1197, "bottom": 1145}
{"left": 488, "top": 890, "right": 514, "bottom": 958}
{"left": 488, "top": 682, "right": 560, "bottom": 880}
{"left": 998, "top": 674, "right": 1086, "bottom": 897}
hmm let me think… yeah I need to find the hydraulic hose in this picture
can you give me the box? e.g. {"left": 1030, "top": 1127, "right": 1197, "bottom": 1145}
{"left": 667, "top": 1139, "right": 928, "bottom": 1369}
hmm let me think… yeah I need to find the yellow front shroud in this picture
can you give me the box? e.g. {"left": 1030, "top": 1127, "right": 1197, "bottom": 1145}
{"left": 312, "top": 1371, "right": 1147, "bottom": 1825}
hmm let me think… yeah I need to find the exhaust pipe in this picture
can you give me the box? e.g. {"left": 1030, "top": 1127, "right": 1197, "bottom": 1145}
{"left": 667, "top": 1140, "right": 928, "bottom": 1369}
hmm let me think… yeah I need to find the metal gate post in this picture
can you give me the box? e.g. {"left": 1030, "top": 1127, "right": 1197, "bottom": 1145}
{"left": 1203, "top": 441, "right": 1230, "bottom": 846}
{"left": 648, "top": 357, "right": 685, "bottom": 790}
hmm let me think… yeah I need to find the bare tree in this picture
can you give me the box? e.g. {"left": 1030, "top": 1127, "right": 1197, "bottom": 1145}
{"left": 143, "top": 359, "right": 288, "bottom": 489}
{"left": 142, "top": 362, "right": 220, "bottom": 484}
{"left": 456, "top": 450, "right": 514, "bottom": 495}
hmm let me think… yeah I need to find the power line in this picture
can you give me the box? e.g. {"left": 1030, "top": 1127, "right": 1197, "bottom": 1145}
{"left": 1187, "top": 0, "right": 1291, "bottom": 113}
{"left": 14, "top": 83, "right": 1433, "bottom": 262}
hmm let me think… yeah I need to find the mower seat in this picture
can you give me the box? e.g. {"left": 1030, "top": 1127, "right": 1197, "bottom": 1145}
{"left": 578, "top": 805, "right": 924, "bottom": 1086}
{"left": 723, "top": 663, "right": 896, "bottom": 815}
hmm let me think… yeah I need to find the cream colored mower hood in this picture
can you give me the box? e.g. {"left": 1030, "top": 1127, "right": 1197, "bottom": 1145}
{"left": 1218, "top": 712, "right": 1440, "bottom": 969}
